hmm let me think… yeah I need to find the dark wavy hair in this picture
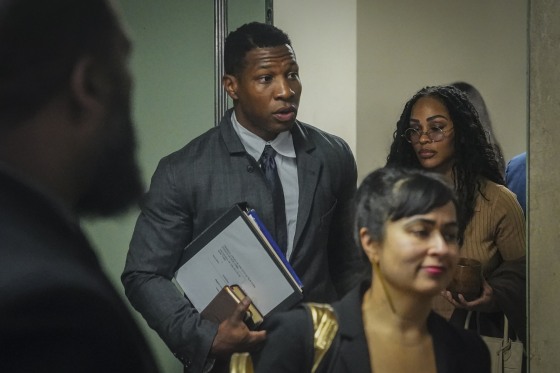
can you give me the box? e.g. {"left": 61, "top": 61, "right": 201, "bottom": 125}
{"left": 224, "top": 22, "right": 292, "bottom": 76}
{"left": 450, "top": 81, "right": 506, "bottom": 176}
{"left": 385, "top": 85, "right": 504, "bottom": 244}
{"left": 0, "top": 0, "right": 119, "bottom": 126}
{"left": 354, "top": 167, "right": 461, "bottom": 246}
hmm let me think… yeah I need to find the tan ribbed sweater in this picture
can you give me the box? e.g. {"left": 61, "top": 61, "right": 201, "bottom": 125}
{"left": 435, "top": 179, "right": 526, "bottom": 318}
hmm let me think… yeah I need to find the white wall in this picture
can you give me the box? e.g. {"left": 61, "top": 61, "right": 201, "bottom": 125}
{"left": 275, "top": 0, "right": 358, "bottom": 153}
{"left": 356, "top": 0, "right": 527, "bottom": 180}
{"left": 276, "top": 0, "right": 527, "bottom": 181}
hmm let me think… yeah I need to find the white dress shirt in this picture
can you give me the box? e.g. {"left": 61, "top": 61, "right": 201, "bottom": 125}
{"left": 231, "top": 111, "right": 299, "bottom": 259}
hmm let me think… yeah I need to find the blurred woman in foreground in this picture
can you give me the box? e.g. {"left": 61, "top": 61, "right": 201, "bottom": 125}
{"left": 231, "top": 167, "right": 490, "bottom": 373}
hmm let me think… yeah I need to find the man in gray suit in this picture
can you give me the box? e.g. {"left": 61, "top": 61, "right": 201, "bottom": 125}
{"left": 122, "top": 22, "right": 365, "bottom": 372}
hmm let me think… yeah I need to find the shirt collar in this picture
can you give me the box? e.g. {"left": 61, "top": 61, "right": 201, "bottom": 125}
{"left": 231, "top": 111, "right": 296, "bottom": 160}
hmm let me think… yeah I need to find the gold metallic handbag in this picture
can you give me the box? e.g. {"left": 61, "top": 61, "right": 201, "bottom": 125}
{"left": 306, "top": 303, "right": 339, "bottom": 372}
{"left": 230, "top": 303, "right": 339, "bottom": 373}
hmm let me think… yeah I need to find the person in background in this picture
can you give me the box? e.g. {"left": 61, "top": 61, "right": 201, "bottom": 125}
{"left": 122, "top": 22, "right": 365, "bottom": 372}
{"left": 450, "top": 81, "right": 506, "bottom": 177}
{"left": 0, "top": 0, "right": 159, "bottom": 372}
{"left": 386, "top": 85, "right": 526, "bottom": 346}
{"left": 232, "top": 167, "right": 490, "bottom": 373}
{"left": 505, "top": 152, "right": 527, "bottom": 215}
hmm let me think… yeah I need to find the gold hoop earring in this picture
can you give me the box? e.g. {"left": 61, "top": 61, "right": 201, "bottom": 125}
{"left": 373, "top": 261, "right": 396, "bottom": 314}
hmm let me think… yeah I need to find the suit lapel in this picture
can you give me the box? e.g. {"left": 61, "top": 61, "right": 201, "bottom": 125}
{"left": 334, "top": 285, "right": 372, "bottom": 373}
{"left": 219, "top": 109, "right": 249, "bottom": 155}
{"left": 218, "top": 116, "right": 323, "bottom": 255}
{"left": 337, "top": 326, "right": 370, "bottom": 373}
{"left": 429, "top": 313, "right": 470, "bottom": 373}
{"left": 291, "top": 122, "right": 321, "bottom": 251}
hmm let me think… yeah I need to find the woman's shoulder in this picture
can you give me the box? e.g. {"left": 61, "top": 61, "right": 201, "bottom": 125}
{"left": 480, "top": 178, "right": 523, "bottom": 212}
{"left": 429, "top": 312, "right": 491, "bottom": 372}
{"left": 480, "top": 178, "right": 515, "bottom": 198}
{"left": 263, "top": 302, "right": 339, "bottom": 344}
{"left": 251, "top": 306, "right": 315, "bottom": 372}
{"left": 262, "top": 305, "right": 311, "bottom": 332}
{"left": 429, "top": 312, "right": 481, "bottom": 344}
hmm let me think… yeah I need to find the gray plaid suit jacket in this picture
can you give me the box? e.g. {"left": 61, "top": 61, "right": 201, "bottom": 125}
{"left": 122, "top": 109, "right": 366, "bottom": 372}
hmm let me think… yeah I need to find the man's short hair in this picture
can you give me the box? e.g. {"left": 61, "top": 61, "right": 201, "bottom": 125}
{"left": 0, "top": 0, "right": 119, "bottom": 125}
{"left": 224, "top": 22, "right": 292, "bottom": 76}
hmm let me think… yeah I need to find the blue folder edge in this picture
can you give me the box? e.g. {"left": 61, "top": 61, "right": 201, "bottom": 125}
{"left": 246, "top": 208, "right": 303, "bottom": 288}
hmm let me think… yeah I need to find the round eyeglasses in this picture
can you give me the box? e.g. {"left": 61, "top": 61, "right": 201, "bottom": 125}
{"left": 402, "top": 127, "right": 453, "bottom": 144}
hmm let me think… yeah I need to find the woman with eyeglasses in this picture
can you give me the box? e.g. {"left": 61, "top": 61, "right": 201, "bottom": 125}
{"left": 386, "top": 85, "right": 526, "bottom": 348}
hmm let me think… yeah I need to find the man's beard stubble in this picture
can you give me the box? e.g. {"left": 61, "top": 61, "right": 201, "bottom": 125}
{"left": 75, "top": 105, "right": 144, "bottom": 218}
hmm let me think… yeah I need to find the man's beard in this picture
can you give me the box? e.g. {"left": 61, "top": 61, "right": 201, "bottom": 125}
{"left": 75, "top": 106, "right": 144, "bottom": 217}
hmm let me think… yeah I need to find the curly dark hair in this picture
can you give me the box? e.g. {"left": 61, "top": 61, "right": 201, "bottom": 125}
{"left": 385, "top": 85, "right": 504, "bottom": 245}
{"left": 224, "top": 22, "right": 292, "bottom": 76}
{"left": 450, "top": 81, "right": 506, "bottom": 176}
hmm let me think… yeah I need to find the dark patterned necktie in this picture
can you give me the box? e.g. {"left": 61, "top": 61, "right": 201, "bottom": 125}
{"left": 259, "top": 145, "right": 288, "bottom": 254}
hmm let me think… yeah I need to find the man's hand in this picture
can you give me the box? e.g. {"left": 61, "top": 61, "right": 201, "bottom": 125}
{"left": 441, "top": 279, "right": 498, "bottom": 313}
{"left": 210, "top": 296, "right": 266, "bottom": 358}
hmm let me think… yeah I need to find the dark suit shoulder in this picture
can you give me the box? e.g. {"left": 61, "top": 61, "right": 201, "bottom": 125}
{"left": 1, "top": 278, "right": 158, "bottom": 372}
{"left": 295, "top": 121, "right": 353, "bottom": 155}
{"left": 253, "top": 306, "right": 314, "bottom": 373}
{"left": 263, "top": 305, "right": 310, "bottom": 331}
{"left": 161, "top": 110, "right": 246, "bottom": 167}
{"left": 293, "top": 121, "right": 357, "bottom": 187}
{"left": 429, "top": 312, "right": 491, "bottom": 373}
{"left": 429, "top": 311, "right": 485, "bottom": 345}
{"left": 0, "top": 224, "right": 158, "bottom": 371}
{"left": 162, "top": 125, "right": 223, "bottom": 165}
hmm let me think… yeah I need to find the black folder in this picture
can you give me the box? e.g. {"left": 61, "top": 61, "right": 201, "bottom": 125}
{"left": 174, "top": 203, "right": 303, "bottom": 324}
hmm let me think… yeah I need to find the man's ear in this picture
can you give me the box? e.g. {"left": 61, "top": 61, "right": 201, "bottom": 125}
{"left": 223, "top": 74, "right": 239, "bottom": 100}
{"left": 69, "top": 55, "right": 109, "bottom": 116}
{"left": 360, "top": 227, "right": 381, "bottom": 264}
